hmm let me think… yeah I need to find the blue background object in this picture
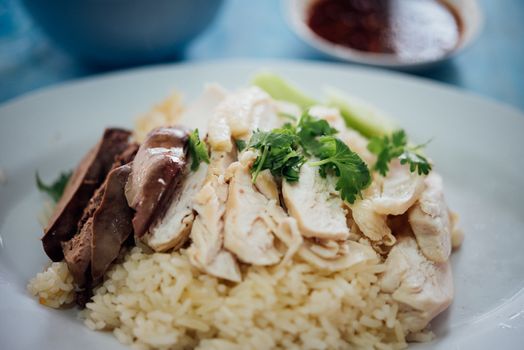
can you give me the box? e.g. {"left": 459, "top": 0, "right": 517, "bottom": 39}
{"left": 1, "top": 0, "right": 523, "bottom": 111}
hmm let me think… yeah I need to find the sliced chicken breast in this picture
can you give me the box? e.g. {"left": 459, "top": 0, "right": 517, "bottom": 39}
{"left": 181, "top": 83, "right": 228, "bottom": 135}
{"left": 282, "top": 161, "right": 350, "bottom": 240}
{"left": 408, "top": 173, "right": 452, "bottom": 263}
{"left": 187, "top": 150, "right": 241, "bottom": 282}
{"left": 380, "top": 236, "right": 453, "bottom": 332}
{"left": 143, "top": 162, "right": 208, "bottom": 252}
{"left": 272, "top": 215, "right": 378, "bottom": 271}
{"left": 351, "top": 198, "right": 393, "bottom": 242}
{"left": 370, "top": 162, "right": 425, "bottom": 216}
{"left": 223, "top": 151, "right": 281, "bottom": 266}
{"left": 125, "top": 127, "right": 188, "bottom": 239}
{"left": 207, "top": 87, "right": 283, "bottom": 151}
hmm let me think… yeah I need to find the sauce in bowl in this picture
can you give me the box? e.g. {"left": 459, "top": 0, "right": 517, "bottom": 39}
{"left": 307, "top": 0, "right": 462, "bottom": 62}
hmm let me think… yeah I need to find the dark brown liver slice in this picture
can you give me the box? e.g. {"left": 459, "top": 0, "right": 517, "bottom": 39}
{"left": 42, "top": 128, "right": 131, "bottom": 261}
{"left": 90, "top": 164, "right": 134, "bottom": 282}
{"left": 62, "top": 217, "right": 93, "bottom": 286}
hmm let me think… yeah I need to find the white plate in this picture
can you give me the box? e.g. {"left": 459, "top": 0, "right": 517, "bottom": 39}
{"left": 0, "top": 59, "right": 523, "bottom": 349}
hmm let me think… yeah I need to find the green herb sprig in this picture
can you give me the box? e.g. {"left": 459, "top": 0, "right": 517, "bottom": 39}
{"left": 367, "top": 130, "right": 432, "bottom": 176}
{"left": 245, "top": 111, "right": 371, "bottom": 204}
{"left": 248, "top": 125, "right": 305, "bottom": 183}
{"left": 188, "top": 129, "right": 210, "bottom": 171}
{"left": 309, "top": 136, "right": 371, "bottom": 203}
{"left": 36, "top": 171, "right": 72, "bottom": 202}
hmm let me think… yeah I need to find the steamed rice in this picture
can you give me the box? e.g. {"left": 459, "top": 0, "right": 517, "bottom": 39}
{"left": 28, "top": 262, "right": 75, "bottom": 308}
{"left": 28, "top": 246, "right": 428, "bottom": 350}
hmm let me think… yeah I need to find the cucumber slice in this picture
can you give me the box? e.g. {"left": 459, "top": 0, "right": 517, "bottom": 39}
{"left": 252, "top": 72, "right": 318, "bottom": 110}
{"left": 325, "top": 87, "right": 397, "bottom": 138}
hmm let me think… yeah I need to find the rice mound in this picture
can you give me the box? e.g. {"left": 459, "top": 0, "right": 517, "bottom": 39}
{"left": 28, "top": 262, "right": 75, "bottom": 308}
{"left": 76, "top": 247, "right": 417, "bottom": 350}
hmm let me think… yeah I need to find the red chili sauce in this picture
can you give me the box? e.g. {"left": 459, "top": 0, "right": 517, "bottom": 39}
{"left": 308, "top": 0, "right": 462, "bottom": 62}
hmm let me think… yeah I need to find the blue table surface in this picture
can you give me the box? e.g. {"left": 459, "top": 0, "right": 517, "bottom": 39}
{"left": 1, "top": 0, "right": 523, "bottom": 111}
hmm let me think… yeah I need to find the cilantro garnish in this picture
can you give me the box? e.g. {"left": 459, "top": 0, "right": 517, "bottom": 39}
{"left": 248, "top": 126, "right": 305, "bottom": 183}
{"left": 309, "top": 136, "right": 371, "bottom": 203}
{"left": 188, "top": 129, "right": 210, "bottom": 171}
{"left": 245, "top": 111, "right": 371, "bottom": 203}
{"left": 296, "top": 112, "right": 337, "bottom": 156}
{"left": 235, "top": 139, "right": 247, "bottom": 152}
{"left": 367, "top": 129, "right": 432, "bottom": 176}
{"left": 36, "top": 171, "right": 72, "bottom": 202}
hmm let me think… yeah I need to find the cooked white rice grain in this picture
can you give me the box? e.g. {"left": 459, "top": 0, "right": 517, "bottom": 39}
{"left": 27, "top": 261, "right": 75, "bottom": 308}
{"left": 70, "top": 247, "right": 411, "bottom": 349}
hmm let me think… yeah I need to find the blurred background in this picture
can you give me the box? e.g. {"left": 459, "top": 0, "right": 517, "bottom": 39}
{"left": 0, "top": 0, "right": 523, "bottom": 110}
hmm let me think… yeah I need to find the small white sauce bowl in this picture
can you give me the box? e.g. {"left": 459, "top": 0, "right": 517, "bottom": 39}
{"left": 285, "top": 0, "right": 483, "bottom": 70}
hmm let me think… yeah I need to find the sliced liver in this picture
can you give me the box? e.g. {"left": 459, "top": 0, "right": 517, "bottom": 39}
{"left": 91, "top": 164, "right": 134, "bottom": 282}
{"left": 61, "top": 164, "right": 134, "bottom": 287}
{"left": 62, "top": 217, "right": 93, "bottom": 286}
{"left": 42, "top": 128, "right": 131, "bottom": 261}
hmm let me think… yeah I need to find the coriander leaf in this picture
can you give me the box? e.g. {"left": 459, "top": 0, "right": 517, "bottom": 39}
{"left": 367, "top": 129, "right": 431, "bottom": 176}
{"left": 248, "top": 128, "right": 305, "bottom": 183}
{"left": 296, "top": 111, "right": 337, "bottom": 156}
{"left": 367, "top": 130, "right": 405, "bottom": 176}
{"left": 36, "top": 171, "right": 72, "bottom": 202}
{"left": 235, "top": 139, "right": 247, "bottom": 152}
{"left": 188, "top": 129, "right": 210, "bottom": 171}
{"left": 310, "top": 136, "right": 371, "bottom": 204}
{"left": 399, "top": 151, "right": 432, "bottom": 175}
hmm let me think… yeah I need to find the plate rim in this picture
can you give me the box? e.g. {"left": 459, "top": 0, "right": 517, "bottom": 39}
{"left": 1, "top": 58, "right": 522, "bottom": 118}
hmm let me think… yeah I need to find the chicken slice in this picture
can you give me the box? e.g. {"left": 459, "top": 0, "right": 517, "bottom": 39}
{"left": 272, "top": 216, "right": 378, "bottom": 271}
{"left": 143, "top": 162, "right": 208, "bottom": 252}
{"left": 309, "top": 106, "right": 376, "bottom": 165}
{"left": 408, "top": 173, "right": 452, "bottom": 263}
{"left": 449, "top": 211, "right": 464, "bottom": 249}
{"left": 140, "top": 84, "right": 225, "bottom": 275}
{"left": 187, "top": 150, "right": 241, "bottom": 282}
{"left": 370, "top": 161, "right": 425, "bottom": 215}
{"left": 253, "top": 169, "right": 279, "bottom": 201}
{"left": 223, "top": 151, "right": 281, "bottom": 266}
{"left": 180, "top": 83, "right": 228, "bottom": 135}
{"left": 351, "top": 198, "right": 393, "bottom": 243}
{"left": 380, "top": 236, "right": 453, "bottom": 333}
{"left": 282, "top": 161, "right": 350, "bottom": 240}
{"left": 207, "top": 87, "right": 282, "bottom": 152}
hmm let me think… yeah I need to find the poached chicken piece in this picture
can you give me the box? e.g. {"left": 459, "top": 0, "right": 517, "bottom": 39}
{"left": 144, "top": 162, "right": 208, "bottom": 252}
{"left": 350, "top": 163, "right": 424, "bottom": 245}
{"left": 224, "top": 152, "right": 282, "bottom": 265}
{"left": 125, "top": 127, "right": 189, "bottom": 242}
{"left": 408, "top": 173, "right": 452, "bottom": 263}
{"left": 371, "top": 162, "right": 425, "bottom": 216}
{"left": 380, "top": 236, "right": 453, "bottom": 332}
{"left": 187, "top": 149, "right": 241, "bottom": 282}
{"left": 282, "top": 162, "right": 350, "bottom": 240}
{"left": 207, "top": 86, "right": 282, "bottom": 151}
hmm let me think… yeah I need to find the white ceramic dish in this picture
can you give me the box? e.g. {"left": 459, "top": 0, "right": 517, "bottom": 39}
{"left": 0, "top": 59, "right": 523, "bottom": 349}
{"left": 285, "top": 0, "right": 484, "bottom": 70}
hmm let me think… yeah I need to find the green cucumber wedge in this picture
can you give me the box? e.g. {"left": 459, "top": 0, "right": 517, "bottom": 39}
{"left": 325, "top": 87, "right": 397, "bottom": 138}
{"left": 252, "top": 72, "right": 318, "bottom": 110}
